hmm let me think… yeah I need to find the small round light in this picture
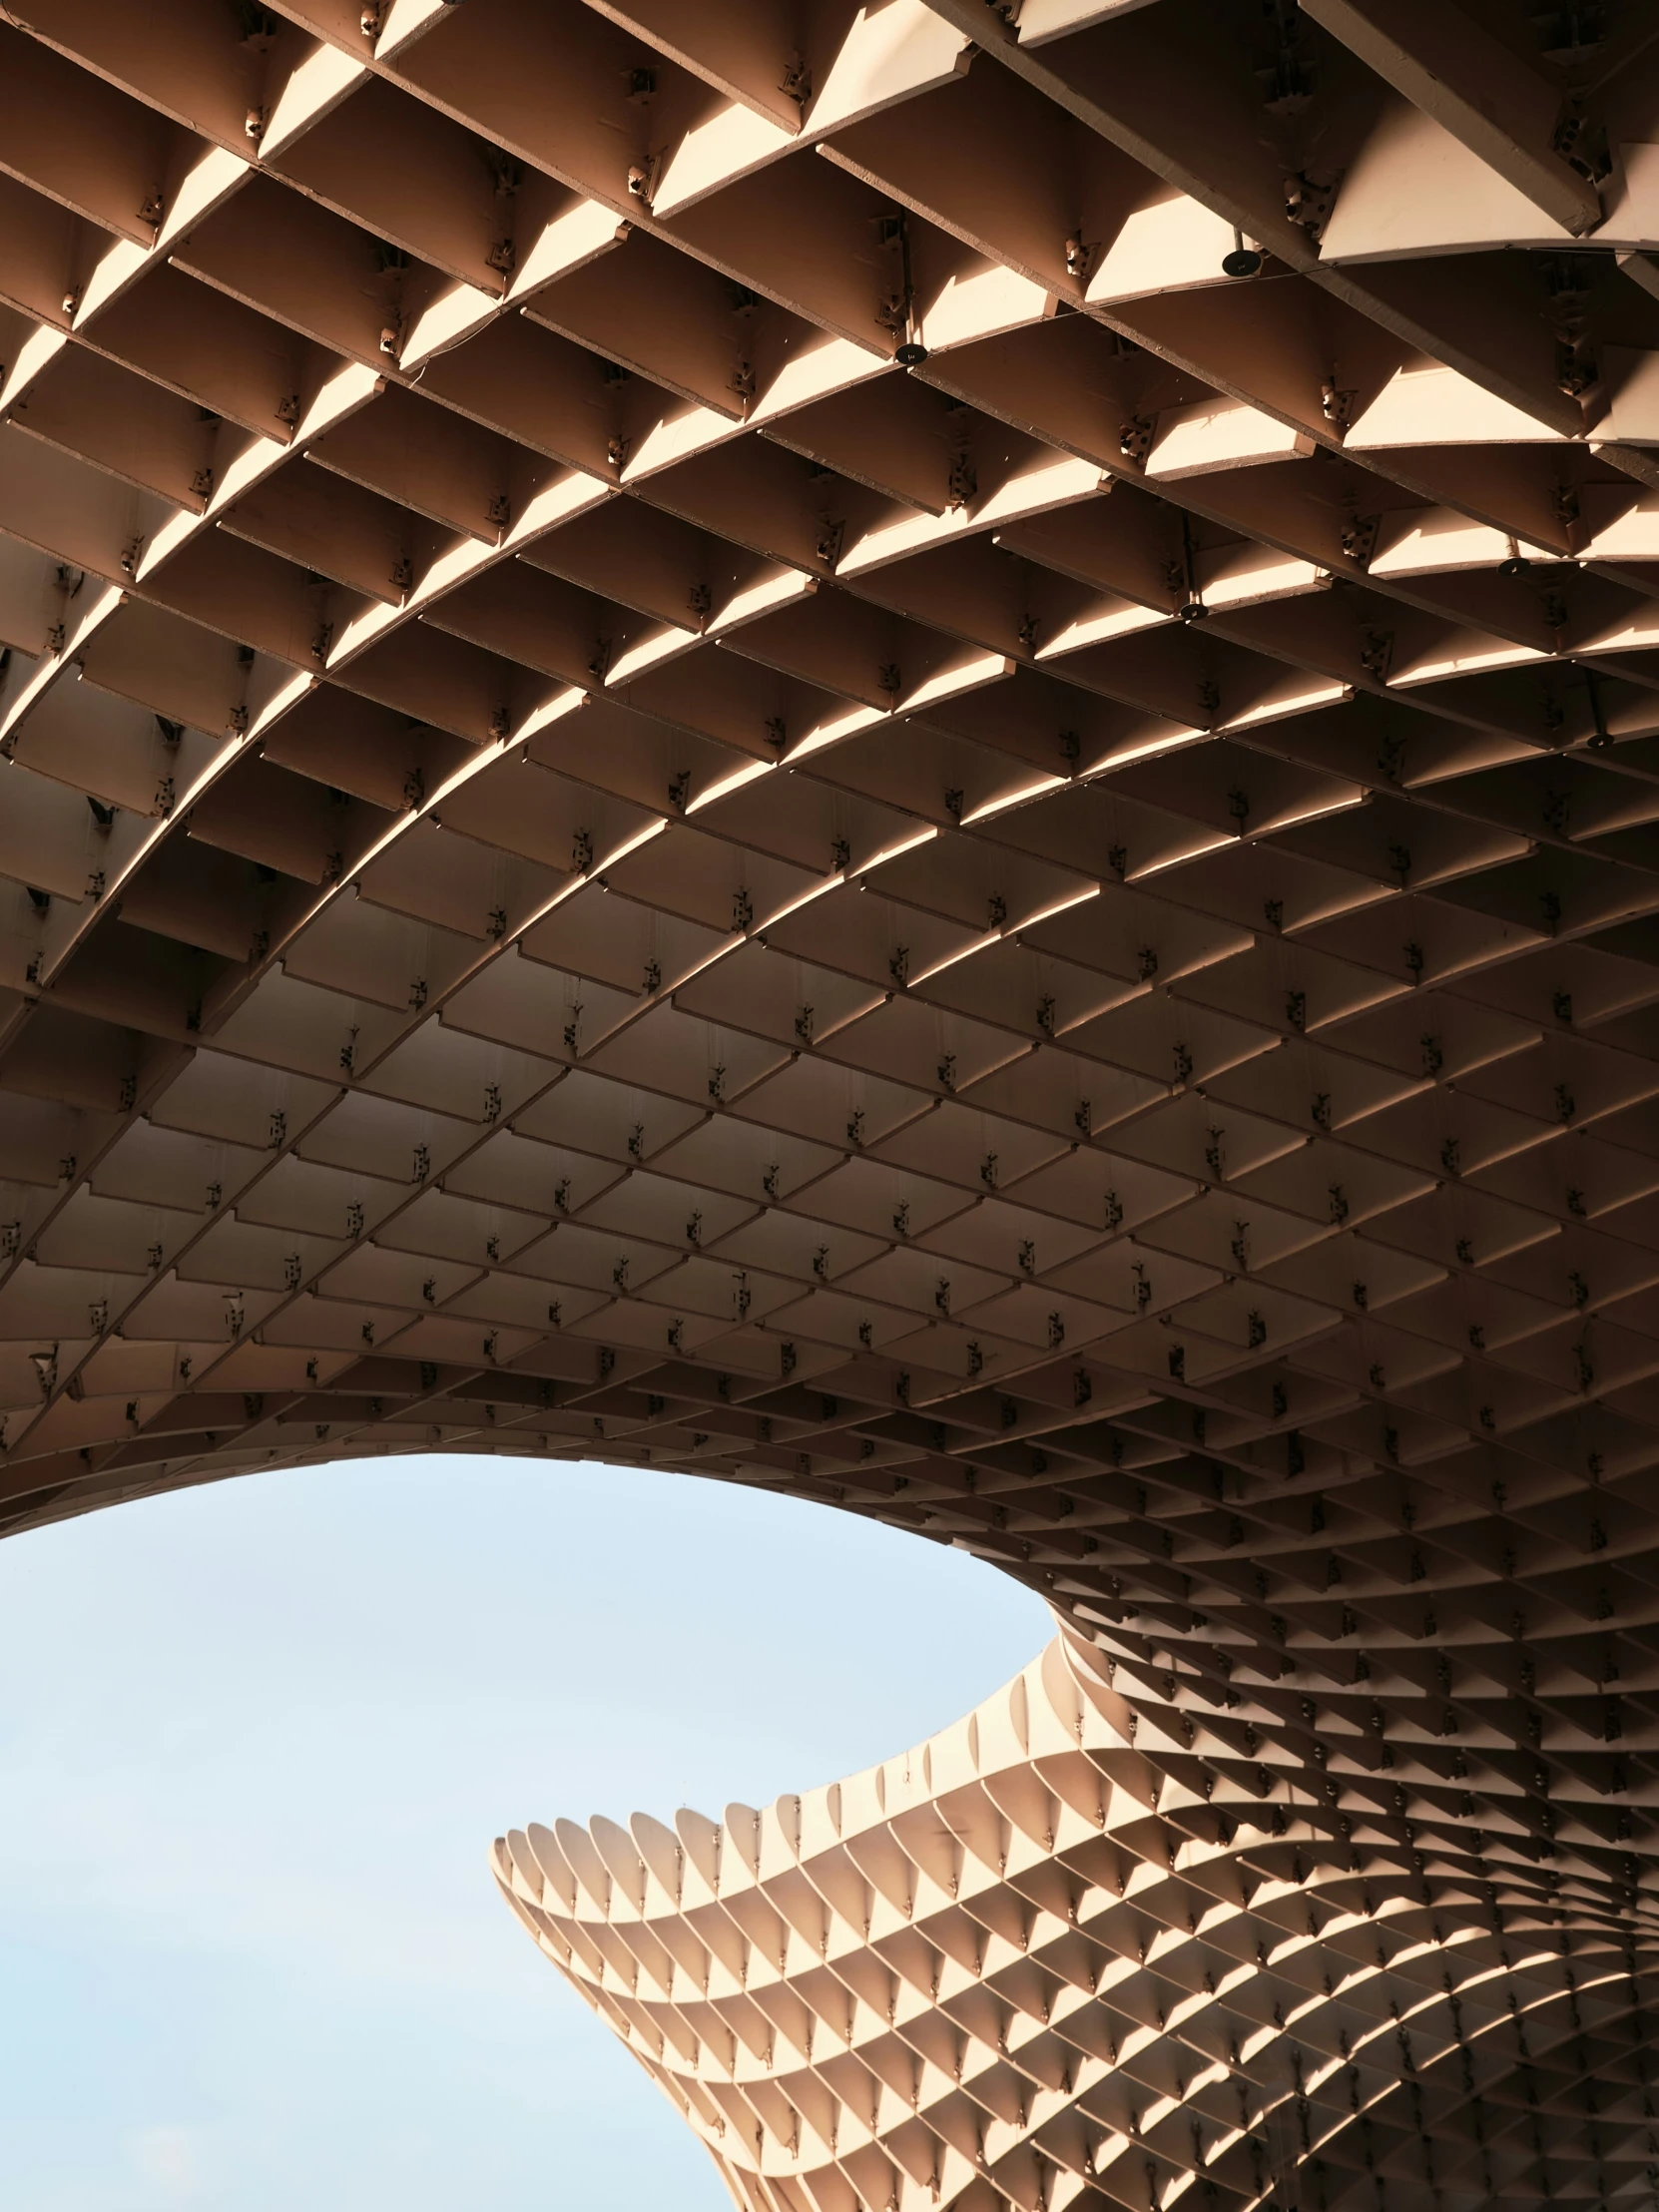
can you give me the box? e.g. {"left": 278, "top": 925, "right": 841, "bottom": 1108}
{"left": 894, "top": 341, "right": 928, "bottom": 367}
{"left": 1179, "top": 601, "right": 1209, "bottom": 623}
{"left": 1498, "top": 554, "right": 1531, "bottom": 579}
{"left": 1222, "top": 247, "right": 1263, "bottom": 278}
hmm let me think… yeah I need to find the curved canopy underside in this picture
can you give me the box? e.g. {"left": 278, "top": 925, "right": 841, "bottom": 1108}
{"left": 499, "top": 1633, "right": 1659, "bottom": 2212}
{"left": 4, "top": 0, "right": 1659, "bottom": 2203}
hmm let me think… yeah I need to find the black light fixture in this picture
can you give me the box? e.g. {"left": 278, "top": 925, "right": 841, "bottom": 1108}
{"left": 1178, "top": 511, "right": 1208, "bottom": 621}
{"left": 1498, "top": 534, "right": 1531, "bottom": 578}
{"left": 1222, "top": 228, "right": 1263, "bottom": 279}
{"left": 884, "top": 207, "right": 927, "bottom": 368}
{"left": 1586, "top": 665, "right": 1611, "bottom": 748}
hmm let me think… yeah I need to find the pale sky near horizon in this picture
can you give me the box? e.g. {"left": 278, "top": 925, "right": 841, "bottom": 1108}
{"left": 0, "top": 1453, "right": 1049, "bottom": 2211}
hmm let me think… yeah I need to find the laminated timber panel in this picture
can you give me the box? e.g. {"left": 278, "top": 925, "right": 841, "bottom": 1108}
{"left": 4, "top": 5, "right": 1659, "bottom": 2210}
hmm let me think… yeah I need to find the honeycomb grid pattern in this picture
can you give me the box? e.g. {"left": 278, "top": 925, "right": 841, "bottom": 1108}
{"left": 494, "top": 1634, "right": 1659, "bottom": 2212}
{"left": 5, "top": 0, "right": 1659, "bottom": 2200}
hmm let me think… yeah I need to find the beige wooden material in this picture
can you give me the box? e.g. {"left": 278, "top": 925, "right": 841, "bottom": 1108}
{"left": 498, "top": 1632, "right": 1659, "bottom": 2212}
{"left": 2, "top": 4, "right": 1659, "bottom": 2202}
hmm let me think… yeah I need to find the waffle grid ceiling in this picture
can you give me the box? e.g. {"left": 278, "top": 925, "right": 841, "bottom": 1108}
{"left": 6, "top": 1, "right": 1659, "bottom": 2203}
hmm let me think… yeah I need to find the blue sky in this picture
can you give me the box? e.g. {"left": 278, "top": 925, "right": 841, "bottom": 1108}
{"left": 0, "top": 1454, "right": 1049, "bottom": 2211}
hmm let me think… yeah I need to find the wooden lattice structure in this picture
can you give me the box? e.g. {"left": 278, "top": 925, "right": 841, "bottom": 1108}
{"left": 4, "top": 0, "right": 1659, "bottom": 2202}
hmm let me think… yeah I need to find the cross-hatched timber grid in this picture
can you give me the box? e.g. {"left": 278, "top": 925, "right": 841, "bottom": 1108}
{"left": 3, "top": 0, "right": 1659, "bottom": 2204}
